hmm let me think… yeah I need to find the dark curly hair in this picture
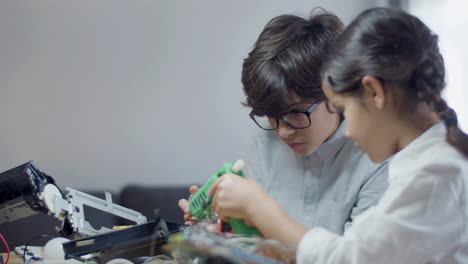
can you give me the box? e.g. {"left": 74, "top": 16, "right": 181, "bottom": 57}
{"left": 322, "top": 7, "right": 468, "bottom": 156}
{"left": 242, "top": 8, "right": 344, "bottom": 117}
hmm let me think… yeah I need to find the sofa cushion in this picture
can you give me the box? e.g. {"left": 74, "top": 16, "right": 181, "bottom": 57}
{"left": 119, "top": 185, "right": 193, "bottom": 224}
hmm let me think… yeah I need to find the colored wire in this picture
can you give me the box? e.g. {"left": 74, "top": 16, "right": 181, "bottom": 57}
{"left": 22, "top": 235, "right": 54, "bottom": 263}
{"left": 0, "top": 234, "right": 10, "bottom": 264}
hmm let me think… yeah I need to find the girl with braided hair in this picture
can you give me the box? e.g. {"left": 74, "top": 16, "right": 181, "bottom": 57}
{"left": 298, "top": 6, "right": 468, "bottom": 264}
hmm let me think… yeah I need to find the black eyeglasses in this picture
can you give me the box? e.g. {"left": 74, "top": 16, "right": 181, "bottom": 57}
{"left": 249, "top": 102, "right": 320, "bottom": 131}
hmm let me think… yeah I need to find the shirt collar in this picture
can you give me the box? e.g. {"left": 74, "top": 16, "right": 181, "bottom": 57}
{"left": 310, "top": 121, "right": 348, "bottom": 161}
{"left": 388, "top": 122, "right": 446, "bottom": 181}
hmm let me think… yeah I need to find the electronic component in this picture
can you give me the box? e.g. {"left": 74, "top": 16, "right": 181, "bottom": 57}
{"left": 0, "top": 161, "right": 58, "bottom": 224}
{"left": 188, "top": 160, "right": 261, "bottom": 237}
{"left": 166, "top": 222, "right": 292, "bottom": 264}
{"left": 62, "top": 217, "right": 183, "bottom": 264}
{"left": 0, "top": 161, "right": 147, "bottom": 236}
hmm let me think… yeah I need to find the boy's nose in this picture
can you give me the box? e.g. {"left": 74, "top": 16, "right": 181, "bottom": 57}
{"left": 276, "top": 120, "right": 295, "bottom": 138}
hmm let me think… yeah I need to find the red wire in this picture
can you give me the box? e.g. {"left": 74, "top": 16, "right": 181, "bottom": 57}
{"left": 0, "top": 234, "right": 10, "bottom": 264}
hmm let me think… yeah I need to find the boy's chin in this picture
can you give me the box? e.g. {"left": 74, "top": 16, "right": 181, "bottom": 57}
{"left": 293, "top": 146, "right": 317, "bottom": 157}
{"left": 368, "top": 152, "right": 390, "bottom": 164}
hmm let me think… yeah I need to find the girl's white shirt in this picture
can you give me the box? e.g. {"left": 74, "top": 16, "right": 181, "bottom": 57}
{"left": 298, "top": 122, "right": 468, "bottom": 264}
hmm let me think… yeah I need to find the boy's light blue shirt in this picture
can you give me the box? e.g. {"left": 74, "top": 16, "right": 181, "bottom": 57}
{"left": 244, "top": 121, "right": 388, "bottom": 235}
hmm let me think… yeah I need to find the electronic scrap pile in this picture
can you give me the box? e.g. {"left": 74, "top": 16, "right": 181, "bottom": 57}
{"left": 164, "top": 220, "right": 296, "bottom": 264}
{"left": 0, "top": 161, "right": 296, "bottom": 264}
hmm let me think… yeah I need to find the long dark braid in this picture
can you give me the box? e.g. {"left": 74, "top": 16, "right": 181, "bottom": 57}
{"left": 410, "top": 24, "right": 468, "bottom": 156}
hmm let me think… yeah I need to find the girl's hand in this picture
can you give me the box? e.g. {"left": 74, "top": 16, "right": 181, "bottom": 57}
{"left": 209, "top": 174, "right": 268, "bottom": 224}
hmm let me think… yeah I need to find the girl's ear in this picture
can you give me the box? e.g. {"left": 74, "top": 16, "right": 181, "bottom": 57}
{"left": 361, "top": 75, "right": 386, "bottom": 110}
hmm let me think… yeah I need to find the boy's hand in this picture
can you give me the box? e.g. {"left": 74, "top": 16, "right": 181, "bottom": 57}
{"left": 178, "top": 185, "right": 200, "bottom": 225}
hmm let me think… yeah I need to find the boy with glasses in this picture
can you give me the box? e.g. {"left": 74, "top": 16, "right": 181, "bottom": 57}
{"left": 180, "top": 8, "right": 388, "bottom": 237}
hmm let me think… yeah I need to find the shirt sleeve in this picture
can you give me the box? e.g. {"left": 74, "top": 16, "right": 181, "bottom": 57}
{"left": 344, "top": 162, "right": 389, "bottom": 230}
{"left": 297, "top": 162, "right": 464, "bottom": 264}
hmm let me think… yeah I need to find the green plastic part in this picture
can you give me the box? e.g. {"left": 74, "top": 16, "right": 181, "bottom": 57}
{"left": 188, "top": 162, "right": 261, "bottom": 237}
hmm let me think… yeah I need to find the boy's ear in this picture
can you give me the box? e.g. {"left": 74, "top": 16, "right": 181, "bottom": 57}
{"left": 361, "top": 75, "right": 385, "bottom": 110}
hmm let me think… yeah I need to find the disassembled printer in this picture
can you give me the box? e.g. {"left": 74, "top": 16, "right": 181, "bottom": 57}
{"left": 0, "top": 161, "right": 293, "bottom": 264}
{"left": 0, "top": 161, "right": 183, "bottom": 263}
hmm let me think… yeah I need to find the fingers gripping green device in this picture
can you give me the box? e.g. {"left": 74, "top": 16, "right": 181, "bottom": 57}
{"left": 188, "top": 160, "right": 261, "bottom": 237}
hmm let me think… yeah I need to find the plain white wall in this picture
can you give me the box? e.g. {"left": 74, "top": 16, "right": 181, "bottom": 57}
{"left": 409, "top": 0, "right": 468, "bottom": 131}
{"left": 0, "top": 0, "right": 386, "bottom": 191}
